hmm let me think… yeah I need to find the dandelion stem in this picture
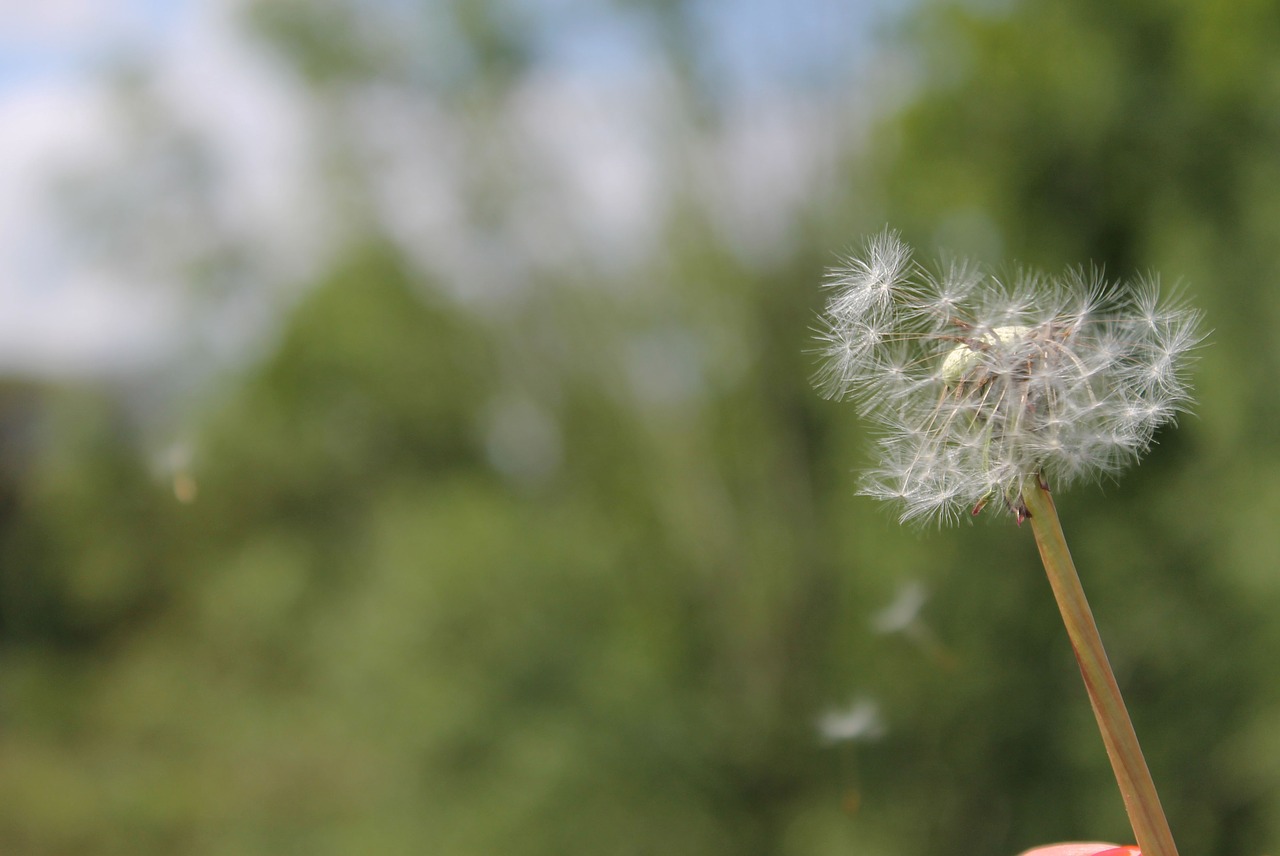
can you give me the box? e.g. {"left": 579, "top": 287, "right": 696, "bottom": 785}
{"left": 1022, "top": 480, "right": 1178, "bottom": 856}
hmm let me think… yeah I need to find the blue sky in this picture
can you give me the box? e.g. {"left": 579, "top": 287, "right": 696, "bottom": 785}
{"left": 511, "top": 0, "right": 903, "bottom": 101}
{"left": 0, "top": 0, "right": 906, "bottom": 378}
{"left": 0, "top": 1, "right": 193, "bottom": 92}
{"left": 0, "top": 0, "right": 902, "bottom": 93}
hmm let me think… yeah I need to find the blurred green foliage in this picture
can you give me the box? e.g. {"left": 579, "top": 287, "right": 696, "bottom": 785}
{"left": 2, "top": 0, "right": 1279, "bottom": 854}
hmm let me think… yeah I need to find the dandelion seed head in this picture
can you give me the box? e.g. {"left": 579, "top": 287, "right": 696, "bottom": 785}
{"left": 814, "top": 230, "right": 1205, "bottom": 523}
{"left": 940, "top": 325, "right": 1031, "bottom": 386}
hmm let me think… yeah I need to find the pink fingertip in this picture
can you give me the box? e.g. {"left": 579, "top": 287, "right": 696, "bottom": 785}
{"left": 1016, "top": 844, "right": 1129, "bottom": 856}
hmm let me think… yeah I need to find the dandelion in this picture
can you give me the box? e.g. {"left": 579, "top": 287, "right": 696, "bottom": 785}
{"left": 813, "top": 230, "right": 1205, "bottom": 856}
{"left": 815, "top": 229, "right": 1203, "bottom": 524}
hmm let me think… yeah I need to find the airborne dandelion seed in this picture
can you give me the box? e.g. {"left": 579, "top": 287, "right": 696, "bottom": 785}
{"left": 814, "top": 230, "right": 1204, "bottom": 524}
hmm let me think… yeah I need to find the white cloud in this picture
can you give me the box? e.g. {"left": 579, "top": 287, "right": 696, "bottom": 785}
{"left": 510, "top": 65, "right": 673, "bottom": 272}
{"left": 0, "top": 0, "right": 328, "bottom": 379}
{"left": 0, "top": 1, "right": 132, "bottom": 41}
{"left": 0, "top": 77, "right": 177, "bottom": 376}
{"left": 696, "top": 95, "right": 847, "bottom": 266}
{"left": 149, "top": 0, "right": 330, "bottom": 287}
{"left": 353, "top": 61, "right": 680, "bottom": 306}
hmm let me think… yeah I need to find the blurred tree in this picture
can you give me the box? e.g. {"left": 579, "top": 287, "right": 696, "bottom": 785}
{"left": 1, "top": 0, "right": 1278, "bottom": 855}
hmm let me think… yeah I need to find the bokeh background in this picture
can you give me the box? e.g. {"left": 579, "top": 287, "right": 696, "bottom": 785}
{"left": 0, "top": 1, "right": 1275, "bottom": 854}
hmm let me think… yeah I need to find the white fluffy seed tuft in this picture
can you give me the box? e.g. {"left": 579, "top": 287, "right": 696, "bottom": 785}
{"left": 814, "top": 230, "right": 1205, "bottom": 523}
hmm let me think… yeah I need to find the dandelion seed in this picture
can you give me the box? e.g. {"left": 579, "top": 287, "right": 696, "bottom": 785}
{"left": 872, "top": 580, "right": 929, "bottom": 635}
{"left": 816, "top": 698, "right": 886, "bottom": 743}
{"left": 814, "top": 230, "right": 1205, "bottom": 523}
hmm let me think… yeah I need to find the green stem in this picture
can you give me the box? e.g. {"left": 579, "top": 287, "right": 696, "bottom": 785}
{"left": 1021, "top": 480, "right": 1178, "bottom": 856}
